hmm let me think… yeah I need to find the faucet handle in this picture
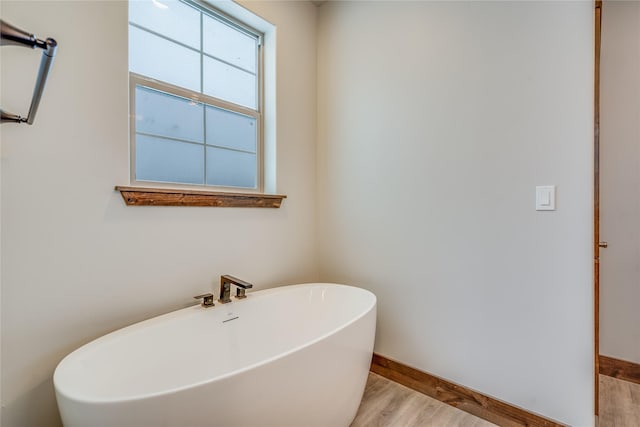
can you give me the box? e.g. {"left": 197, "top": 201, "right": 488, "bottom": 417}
{"left": 236, "top": 287, "right": 248, "bottom": 299}
{"left": 194, "top": 293, "right": 214, "bottom": 307}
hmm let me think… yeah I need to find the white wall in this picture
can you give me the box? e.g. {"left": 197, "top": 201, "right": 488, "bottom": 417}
{"left": 0, "top": 1, "right": 318, "bottom": 426}
{"left": 599, "top": 0, "right": 640, "bottom": 365}
{"left": 1, "top": 1, "right": 598, "bottom": 426}
{"left": 317, "top": 2, "right": 594, "bottom": 426}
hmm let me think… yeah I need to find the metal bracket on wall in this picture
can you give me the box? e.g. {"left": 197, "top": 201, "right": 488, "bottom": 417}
{"left": 1, "top": 19, "right": 58, "bottom": 125}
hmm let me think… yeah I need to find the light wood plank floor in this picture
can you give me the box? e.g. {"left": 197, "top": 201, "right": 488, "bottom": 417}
{"left": 353, "top": 373, "right": 640, "bottom": 427}
{"left": 598, "top": 374, "right": 640, "bottom": 427}
{"left": 351, "top": 373, "right": 497, "bottom": 427}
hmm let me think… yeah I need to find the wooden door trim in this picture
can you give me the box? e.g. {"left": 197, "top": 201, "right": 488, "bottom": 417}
{"left": 594, "top": 0, "right": 602, "bottom": 416}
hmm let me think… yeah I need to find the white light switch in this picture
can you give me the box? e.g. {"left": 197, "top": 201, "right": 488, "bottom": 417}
{"left": 536, "top": 185, "right": 556, "bottom": 211}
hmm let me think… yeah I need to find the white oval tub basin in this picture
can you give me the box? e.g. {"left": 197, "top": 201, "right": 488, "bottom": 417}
{"left": 54, "top": 283, "right": 377, "bottom": 427}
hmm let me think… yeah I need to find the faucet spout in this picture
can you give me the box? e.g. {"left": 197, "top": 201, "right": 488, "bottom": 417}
{"left": 219, "top": 275, "right": 253, "bottom": 304}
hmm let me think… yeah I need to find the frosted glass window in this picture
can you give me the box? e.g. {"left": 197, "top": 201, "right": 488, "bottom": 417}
{"left": 203, "top": 15, "right": 256, "bottom": 73}
{"left": 136, "top": 86, "right": 204, "bottom": 143}
{"left": 129, "top": 0, "right": 263, "bottom": 190}
{"left": 206, "top": 147, "right": 256, "bottom": 188}
{"left": 204, "top": 56, "right": 256, "bottom": 109}
{"left": 205, "top": 106, "right": 256, "bottom": 153}
{"left": 129, "top": 25, "right": 200, "bottom": 92}
{"left": 129, "top": 0, "right": 200, "bottom": 49}
{"left": 136, "top": 135, "right": 204, "bottom": 185}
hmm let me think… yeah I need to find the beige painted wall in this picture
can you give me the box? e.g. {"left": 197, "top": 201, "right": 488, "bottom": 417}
{"left": 317, "top": 2, "right": 594, "bottom": 426}
{"left": 0, "top": 1, "right": 318, "bottom": 426}
{"left": 1, "top": 1, "right": 599, "bottom": 426}
{"left": 599, "top": 0, "right": 640, "bottom": 365}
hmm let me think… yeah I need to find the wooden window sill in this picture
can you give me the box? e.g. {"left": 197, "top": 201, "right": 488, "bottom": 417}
{"left": 115, "top": 186, "right": 286, "bottom": 208}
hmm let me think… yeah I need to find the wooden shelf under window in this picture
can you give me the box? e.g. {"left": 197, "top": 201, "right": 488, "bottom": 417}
{"left": 115, "top": 186, "right": 286, "bottom": 208}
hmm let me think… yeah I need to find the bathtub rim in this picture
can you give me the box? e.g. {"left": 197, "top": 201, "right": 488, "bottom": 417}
{"left": 54, "top": 282, "right": 377, "bottom": 405}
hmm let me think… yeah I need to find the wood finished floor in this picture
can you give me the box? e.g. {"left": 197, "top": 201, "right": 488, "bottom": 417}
{"left": 352, "top": 373, "right": 640, "bottom": 427}
{"left": 351, "top": 373, "right": 497, "bottom": 427}
{"left": 598, "top": 374, "right": 640, "bottom": 427}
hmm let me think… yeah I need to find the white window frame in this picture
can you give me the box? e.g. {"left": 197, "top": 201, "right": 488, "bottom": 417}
{"left": 128, "top": 0, "right": 265, "bottom": 193}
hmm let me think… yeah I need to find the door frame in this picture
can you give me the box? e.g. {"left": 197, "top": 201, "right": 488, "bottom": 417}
{"left": 593, "top": 0, "right": 602, "bottom": 417}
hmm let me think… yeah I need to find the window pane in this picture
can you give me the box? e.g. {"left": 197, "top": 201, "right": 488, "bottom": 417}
{"left": 203, "top": 15, "right": 256, "bottom": 73}
{"left": 203, "top": 56, "right": 256, "bottom": 109}
{"left": 206, "top": 147, "right": 256, "bottom": 188}
{"left": 136, "top": 86, "right": 204, "bottom": 143}
{"left": 129, "top": 25, "right": 200, "bottom": 92}
{"left": 136, "top": 135, "right": 204, "bottom": 185}
{"left": 129, "top": 0, "right": 200, "bottom": 49}
{"left": 205, "top": 106, "right": 256, "bottom": 152}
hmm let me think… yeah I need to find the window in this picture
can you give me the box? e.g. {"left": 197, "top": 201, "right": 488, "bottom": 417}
{"left": 128, "top": 0, "right": 263, "bottom": 191}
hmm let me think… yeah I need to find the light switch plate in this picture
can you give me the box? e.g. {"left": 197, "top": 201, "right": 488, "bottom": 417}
{"left": 536, "top": 185, "right": 556, "bottom": 211}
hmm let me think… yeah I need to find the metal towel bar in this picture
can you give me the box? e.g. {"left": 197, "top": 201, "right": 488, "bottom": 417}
{"left": 1, "top": 19, "right": 58, "bottom": 125}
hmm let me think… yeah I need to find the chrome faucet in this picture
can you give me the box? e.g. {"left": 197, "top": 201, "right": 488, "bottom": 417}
{"left": 219, "top": 275, "right": 253, "bottom": 304}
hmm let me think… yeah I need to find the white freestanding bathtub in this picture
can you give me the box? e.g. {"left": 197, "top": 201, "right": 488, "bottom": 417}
{"left": 54, "top": 283, "right": 377, "bottom": 427}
